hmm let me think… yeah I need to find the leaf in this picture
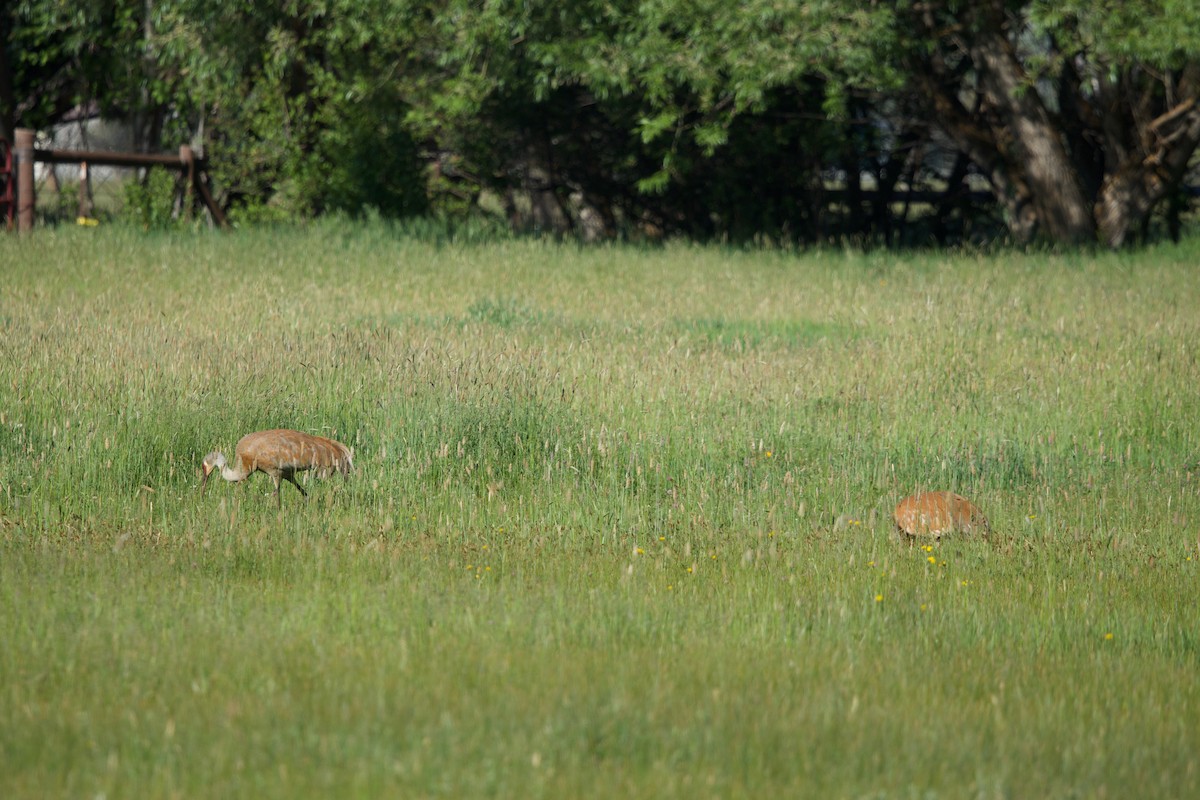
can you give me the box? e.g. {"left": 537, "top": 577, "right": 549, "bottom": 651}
{"left": 638, "top": 111, "right": 679, "bottom": 144}
{"left": 693, "top": 122, "right": 728, "bottom": 154}
{"left": 636, "top": 168, "right": 672, "bottom": 195}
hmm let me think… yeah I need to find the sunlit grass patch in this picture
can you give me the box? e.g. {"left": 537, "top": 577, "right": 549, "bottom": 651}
{"left": 465, "top": 295, "right": 552, "bottom": 329}
{"left": 669, "top": 317, "right": 856, "bottom": 352}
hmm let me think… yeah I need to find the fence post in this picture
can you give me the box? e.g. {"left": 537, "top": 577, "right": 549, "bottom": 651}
{"left": 14, "top": 128, "right": 35, "bottom": 232}
{"left": 78, "top": 161, "right": 93, "bottom": 220}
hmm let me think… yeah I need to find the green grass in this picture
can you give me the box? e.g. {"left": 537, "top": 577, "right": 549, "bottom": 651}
{"left": 2, "top": 222, "right": 1199, "bottom": 797}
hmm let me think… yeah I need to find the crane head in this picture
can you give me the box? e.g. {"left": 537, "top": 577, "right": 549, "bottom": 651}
{"left": 200, "top": 451, "right": 226, "bottom": 494}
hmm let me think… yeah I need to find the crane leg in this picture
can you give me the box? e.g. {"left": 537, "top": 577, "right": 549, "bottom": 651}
{"left": 285, "top": 474, "right": 308, "bottom": 501}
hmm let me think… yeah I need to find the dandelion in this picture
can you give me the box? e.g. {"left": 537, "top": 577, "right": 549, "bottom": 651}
{"left": 927, "top": 556, "right": 937, "bottom": 564}
{"left": 867, "top": 560, "right": 875, "bottom": 567}
{"left": 874, "top": 594, "right": 883, "bottom": 603}
{"left": 765, "top": 451, "right": 773, "bottom": 458}
{"left": 922, "top": 545, "right": 933, "bottom": 553}
{"left": 667, "top": 585, "right": 674, "bottom": 591}
{"left": 636, "top": 547, "right": 644, "bottom": 555}
{"left": 710, "top": 554, "right": 717, "bottom": 560}
{"left": 659, "top": 536, "right": 666, "bottom": 541}
{"left": 920, "top": 603, "right": 928, "bottom": 611}
{"left": 960, "top": 579, "right": 970, "bottom": 587}
{"left": 1104, "top": 632, "right": 1114, "bottom": 641}
{"left": 686, "top": 566, "right": 694, "bottom": 574}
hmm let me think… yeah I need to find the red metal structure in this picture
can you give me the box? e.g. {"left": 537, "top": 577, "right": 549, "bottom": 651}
{"left": 0, "top": 138, "right": 12, "bottom": 229}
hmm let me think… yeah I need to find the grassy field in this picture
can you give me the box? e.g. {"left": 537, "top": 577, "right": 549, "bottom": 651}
{"left": 2, "top": 222, "right": 1199, "bottom": 798}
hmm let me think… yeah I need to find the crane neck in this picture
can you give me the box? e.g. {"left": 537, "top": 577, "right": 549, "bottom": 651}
{"left": 220, "top": 462, "right": 250, "bottom": 483}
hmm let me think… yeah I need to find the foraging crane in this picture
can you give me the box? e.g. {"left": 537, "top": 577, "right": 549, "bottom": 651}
{"left": 894, "top": 491, "right": 990, "bottom": 540}
{"left": 201, "top": 428, "right": 353, "bottom": 508}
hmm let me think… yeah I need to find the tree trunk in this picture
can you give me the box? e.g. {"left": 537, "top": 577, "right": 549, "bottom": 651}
{"left": 504, "top": 154, "right": 572, "bottom": 235}
{"left": 897, "top": 3, "right": 1200, "bottom": 247}
{"left": 905, "top": 6, "right": 1095, "bottom": 245}
{"left": 1095, "top": 97, "right": 1200, "bottom": 247}
{"left": 969, "top": 30, "right": 1095, "bottom": 244}
{"left": 872, "top": 127, "right": 916, "bottom": 246}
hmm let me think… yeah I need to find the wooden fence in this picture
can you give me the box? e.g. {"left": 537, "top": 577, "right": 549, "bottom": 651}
{"left": 7, "top": 127, "right": 226, "bottom": 230}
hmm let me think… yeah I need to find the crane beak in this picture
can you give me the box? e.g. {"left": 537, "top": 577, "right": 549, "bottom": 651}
{"left": 200, "top": 464, "right": 212, "bottom": 495}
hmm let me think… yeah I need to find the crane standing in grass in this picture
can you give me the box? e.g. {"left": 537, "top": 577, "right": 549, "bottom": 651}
{"left": 201, "top": 429, "right": 353, "bottom": 508}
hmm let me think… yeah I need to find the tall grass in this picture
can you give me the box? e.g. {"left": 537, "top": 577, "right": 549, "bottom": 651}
{"left": 1, "top": 222, "right": 1199, "bottom": 797}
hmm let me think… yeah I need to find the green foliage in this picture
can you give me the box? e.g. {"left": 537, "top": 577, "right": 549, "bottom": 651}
{"left": 1, "top": 1, "right": 146, "bottom": 135}
{"left": 122, "top": 169, "right": 181, "bottom": 230}
{"left": 312, "top": 104, "right": 428, "bottom": 219}
{"left": 1030, "top": 0, "right": 1200, "bottom": 66}
{"left": 395, "top": 0, "right": 899, "bottom": 236}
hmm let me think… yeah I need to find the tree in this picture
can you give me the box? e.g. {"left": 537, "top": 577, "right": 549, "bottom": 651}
{"left": 570, "top": 0, "right": 1200, "bottom": 246}
{"left": 115, "top": 0, "right": 429, "bottom": 220}
{"left": 400, "top": 0, "right": 896, "bottom": 239}
{"left": 897, "top": 0, "right": 1200, "bottom": 246}
{"left": 0, "top": 2, "right": 148, "bottom": 143}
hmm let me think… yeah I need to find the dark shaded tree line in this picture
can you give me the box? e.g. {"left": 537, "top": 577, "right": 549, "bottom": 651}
{"left": 3, "top": 0, "right": 1199, "bottom": 246}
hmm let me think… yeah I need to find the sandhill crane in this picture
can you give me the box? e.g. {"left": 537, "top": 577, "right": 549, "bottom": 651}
{"left": 894, "top": 491, "right": 990, "bottom": 540}
{"left": 201, "top": 428, "right": 353, "bottom": 508}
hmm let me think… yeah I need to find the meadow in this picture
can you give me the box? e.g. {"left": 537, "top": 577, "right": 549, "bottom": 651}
{"left": 1, "top": 222, "right": 1198, "bottom": 798}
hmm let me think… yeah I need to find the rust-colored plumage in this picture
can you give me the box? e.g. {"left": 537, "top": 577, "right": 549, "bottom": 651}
{"left": 894, "top": 491, "right": 989, "bottom": 539}
{"left": 201, "top": 428, "right": 353, "bottom": 508}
